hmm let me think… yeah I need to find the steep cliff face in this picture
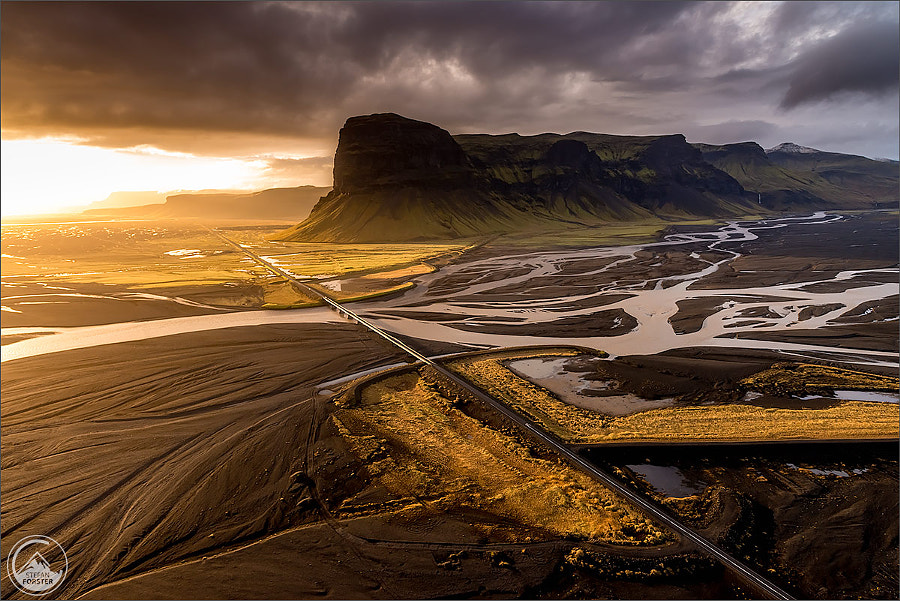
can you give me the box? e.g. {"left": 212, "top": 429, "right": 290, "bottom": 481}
{"left": 286, "top": 114, "right": 524, "bottom": 242}
{"left": 602, "top": 134, "right": 747, "bottom": 215}
{"left": 456, "top": 134, "right": 653, "bottom": 222}
{"left": 278, "top": 113, "right": 892, "bottom": 243}
{"left": 331, "top": 113, "right": 474, "bottom": 193}
{"left": 280, "top": 115, "right": 753, "bottom": 242}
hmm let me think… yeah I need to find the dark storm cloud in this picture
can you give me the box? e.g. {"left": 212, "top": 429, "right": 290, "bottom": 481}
{"left": 773, "top": 0, "right": 899, "bottom": 35}
{"left": 780, "top": 21, "right": 900, "bottom": 109}
{"left": 1, "top": 1, "right": 898, "bottom": 158}
{"left": 1, "top": 2, "right": 351, "bottom": 136}
{"left": 0, "top": 1, "right": 696, "bottom": 140}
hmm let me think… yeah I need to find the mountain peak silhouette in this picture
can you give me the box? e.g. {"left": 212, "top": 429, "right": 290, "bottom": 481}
{"left": 23, "top": 551, "right": 54, "bottom": 572}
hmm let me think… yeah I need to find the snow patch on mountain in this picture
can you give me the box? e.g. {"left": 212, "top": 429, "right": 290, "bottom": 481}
{"left": 765, "top": 142, "right": 820, "bottom": 154}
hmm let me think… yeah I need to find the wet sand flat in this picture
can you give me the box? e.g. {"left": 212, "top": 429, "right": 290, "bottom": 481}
{"left": 1, "top": 281, "right": 232, "bottom": 328}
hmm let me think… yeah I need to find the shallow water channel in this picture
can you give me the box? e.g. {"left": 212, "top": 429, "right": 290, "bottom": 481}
{"left": 3, "top": 213, "right": 898, "bottom": 366}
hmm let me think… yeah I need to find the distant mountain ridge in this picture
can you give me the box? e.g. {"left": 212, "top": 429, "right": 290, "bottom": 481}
{"left": 277, "top": 113, "right": 897, "bottom": 242}
{"left": 83, "top": 186, "right": 331, "bottom": 220}
{"left": 698, "top": 141, "right": 899, "bottom": 209}
{"left": 86, "top": 191, "right": 168, "bottom": 209}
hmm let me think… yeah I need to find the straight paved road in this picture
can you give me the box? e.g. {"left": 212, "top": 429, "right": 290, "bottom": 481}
{"left": 211, "top": 228, "right": 794, "bottom": 600}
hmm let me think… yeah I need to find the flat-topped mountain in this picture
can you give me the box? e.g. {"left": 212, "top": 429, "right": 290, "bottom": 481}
{"left": 278, "top": 113, "right": 898, "bottom": 242}
{"left": 83, "top": 186, "right": 331, "bottom": 221}
{"left": 86, "top": 191, "right": 168, "bottom": 210}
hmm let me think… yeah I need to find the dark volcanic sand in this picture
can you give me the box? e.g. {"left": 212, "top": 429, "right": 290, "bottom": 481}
{"left": 718, "top": 322, "right": 899, "bottom": 353}
{"left": 449, "top": 309, "right": 638, "bottom": 337}
{"left": 81, "top": 515, "right": 734, "bottom": 600}
{"left": 0, "top": 324, "right": 406, "bottom": 599}
{"left": 567, "top": 346, "right": 898, "bottom": 406}
{"left": 668, "top": 295, "right": 796, "bottom": 335}
{"left": 688, "top": 212, "right": 899, "bottom": 290}
{"left": 0, "top": 281, "right": 272, "bottom": 329}
{"left": 0, "top": 326, "right": 742, "bottom": 601}
{"left": 77, "top": 375, "right": 743, "bottom": 601}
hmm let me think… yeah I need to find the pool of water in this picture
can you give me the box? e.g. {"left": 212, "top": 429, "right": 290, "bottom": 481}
{"left": 625, "top": 464, "right": 705, "bottom": 497}
{"left": 798, "top": 390, "right": 899, "bottom": 403}
{"left": 506, "top": 356, "right": 675, "bottom": 416}
{"left": 833, "top": 390, "right": 899, "bottom": 403}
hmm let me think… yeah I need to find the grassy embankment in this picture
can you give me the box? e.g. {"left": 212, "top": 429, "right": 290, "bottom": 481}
{"left": 331, "top": 367, "right": 671, "bottom": 545}
{"left": 248, "top": 231, "right": 474, "bottom": 307}
{"left": 447, "top": 351, "right": 900, "bottom": 444}
{"left": 740, "top": 363, "right": 899, "bottom": 395}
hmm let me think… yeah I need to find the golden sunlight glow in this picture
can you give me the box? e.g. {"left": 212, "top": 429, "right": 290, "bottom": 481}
{"left": 0, "top": 138, "right": 272, "bottom": 217}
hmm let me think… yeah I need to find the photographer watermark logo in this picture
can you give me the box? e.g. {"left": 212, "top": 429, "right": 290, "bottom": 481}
{"left": 6, "top": 536, "right": 68, "bottom": 596}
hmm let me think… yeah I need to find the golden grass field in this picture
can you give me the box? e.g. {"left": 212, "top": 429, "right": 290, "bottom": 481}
{"left": 448, "top": 351, "right": 900, "bottom": 444}
{"left": 332, "top": 369, "right": 671, "bottom": 545}
{"left": 234, "top": 227, "right": 467, "bottom": 278}
{"left": 1, "top": 220, "right": 470, "bottom": 308}
{"left": 490, "top": 216, "right": 760, "bottom": 248}
{"left": 1, "top": 223, "right": 258, "bottom": 287}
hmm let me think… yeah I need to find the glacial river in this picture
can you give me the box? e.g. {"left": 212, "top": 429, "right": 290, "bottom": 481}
{"left": 2, "top": 212, "right": 898, "bottom": 365}
{"left": 360, "top": 212, "right": 898, "bottom": 366}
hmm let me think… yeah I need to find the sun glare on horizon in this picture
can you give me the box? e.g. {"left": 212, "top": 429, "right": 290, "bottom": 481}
{"left": 0, "top": 138, "right": 275, "bottom": 217}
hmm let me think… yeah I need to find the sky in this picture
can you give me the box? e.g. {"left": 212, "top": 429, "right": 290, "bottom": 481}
{"left": 1, "top": 1, "right": 898, "bottom": 215}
